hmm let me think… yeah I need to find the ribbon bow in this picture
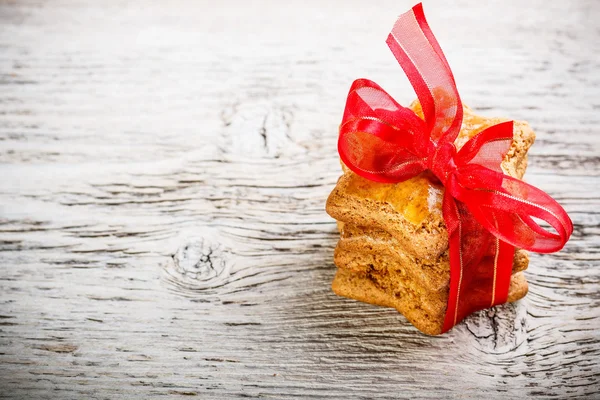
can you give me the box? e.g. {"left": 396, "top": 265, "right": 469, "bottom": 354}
{"left": 338, "top": 3, "right": 573, "bottom": 332}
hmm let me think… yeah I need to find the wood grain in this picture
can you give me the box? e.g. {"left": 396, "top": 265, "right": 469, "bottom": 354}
{"left": 0, "top": 0, "right": 599, "bottom": 398}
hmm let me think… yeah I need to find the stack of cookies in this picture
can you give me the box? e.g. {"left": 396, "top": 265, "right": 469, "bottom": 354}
{"left": 326, "top": 102, "right": 535, "bottom": 335}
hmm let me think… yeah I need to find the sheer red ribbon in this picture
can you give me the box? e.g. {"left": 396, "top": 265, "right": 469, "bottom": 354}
{"left": 338, "top": 3, "right": 573, "bottom": 332}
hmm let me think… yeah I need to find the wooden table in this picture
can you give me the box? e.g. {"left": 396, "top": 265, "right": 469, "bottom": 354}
{"left": 1, "top": 1, "right": 599, "bottom": 398}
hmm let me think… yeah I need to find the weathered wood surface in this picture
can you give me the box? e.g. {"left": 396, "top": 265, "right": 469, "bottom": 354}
{"left": 0, "top": 0, "right": 599, "bottom": 398}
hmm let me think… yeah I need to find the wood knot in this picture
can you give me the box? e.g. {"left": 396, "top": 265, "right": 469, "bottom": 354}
{"left": 462, "top": 301, "right": 528, "bottom": 353}
{"left": 163, "top": 237, "right": 231, "bottom": 294}
{"left": 221, "top": 100, "right": 299, "bottom": 158}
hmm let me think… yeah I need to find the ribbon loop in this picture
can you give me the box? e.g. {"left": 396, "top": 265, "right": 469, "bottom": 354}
{"left": 339, "top": 79, "right": 430, "bottom": 183}
{"left": 455, "top": 121, "right": 514, "bottom": 173}
{"left": 386, "top": 2, "right": 463, "bottom": 144}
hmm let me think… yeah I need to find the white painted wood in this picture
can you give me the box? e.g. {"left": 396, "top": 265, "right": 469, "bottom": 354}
{"left": 0, "top": 0, "right": 599, "bottom": 398}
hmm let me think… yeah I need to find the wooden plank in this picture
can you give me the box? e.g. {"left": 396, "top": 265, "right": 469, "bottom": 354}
{"left": 0, "top": 0, "right": 599, "bottom": 398}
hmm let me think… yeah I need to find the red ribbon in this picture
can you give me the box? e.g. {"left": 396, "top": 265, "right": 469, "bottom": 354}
{"left": 338, "top": 3, "right": 573, "bottom": 332}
